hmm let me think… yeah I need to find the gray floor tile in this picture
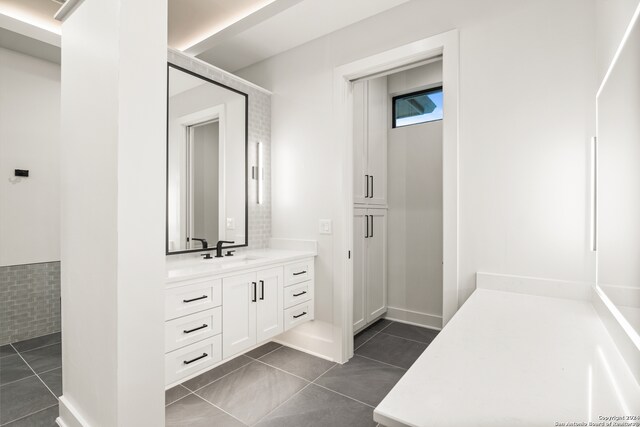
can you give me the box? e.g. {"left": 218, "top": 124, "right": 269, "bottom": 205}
{"left": 315, "top": 356, "right": 405, "bottom": 407}
{"left": 382, "top": 322, "right": 439, "bottom": 344}
{"left": 196, "top": 361, "right": 307, "bottom": 425}
{"left": 255, "top": 384, "right": 376, "bottom": 427}
{"left": 0, "top": 376, "right": 57, "bottom": 424}
{"left": 245, "top": 342, "right": 282, "bottom": 359}
{"left": 1, "top": 345, "right": 16, "bottom": 358}
{"left": 354, "top": 329, "right": 379, "bottom": 350}
{"left": 40, "top": 368, "right": 62, "bottom": 397}
{"left": 182, "top": 355, "right": 252, "bottom": 392}
{"left": 12, "top": 333, "right": 61, "bottom": 353}
{"left": 366, "top": 319, "right": 393, "bottom": 332}
{"left": 260, "top": 347, "right": 335, "bottom": 381}
{"left": 166, "top": 393, "right": 245, "bottom": 427}
{"left": 0, "top": 354, "right": 34, "bottom": 385}
{"left": 3, "top": 405, "right": 58, "bottom": 427}
{"left": 165, "top": 384, "right": 190, "bottom": 406}
{"left": 20, "top": 344, "right": 61, "bottom": 374}
{"left": 355, "top": 333, "right": 427, "bottom": 369}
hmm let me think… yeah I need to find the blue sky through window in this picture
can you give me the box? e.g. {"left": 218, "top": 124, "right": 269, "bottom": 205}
{"left": 394, "top": 89, "right": 443, "bottom": 127}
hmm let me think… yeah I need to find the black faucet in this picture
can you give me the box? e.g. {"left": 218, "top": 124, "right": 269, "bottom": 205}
{"left": 189, "top": 237, "right": 208, "bottom": 249}
{"left": 215, "top": 240, "right": 235, "bottom": 258}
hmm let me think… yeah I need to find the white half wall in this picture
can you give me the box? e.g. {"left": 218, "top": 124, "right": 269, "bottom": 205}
{"left": 237, "top": 0, "right": 597, "bottom": 358}
{"left": 0, "top": 47, "right": 60, "bottom": 267}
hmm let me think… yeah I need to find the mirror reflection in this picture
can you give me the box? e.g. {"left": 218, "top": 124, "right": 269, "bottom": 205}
{"left": 166, "top": 64, "right": 247, "bottom": 254}
{"left": 597, "top": 16, "right": 640, "bottom": 335}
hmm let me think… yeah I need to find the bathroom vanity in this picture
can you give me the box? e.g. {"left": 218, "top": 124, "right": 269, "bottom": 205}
{"left": 164, "top": 249, "right": 316, "bottom": 386}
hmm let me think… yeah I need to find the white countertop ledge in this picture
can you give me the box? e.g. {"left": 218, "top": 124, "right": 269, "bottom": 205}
{"left": 374, "top": 288, "right": 640, "bottom": 427}
{"left": 166, "top": 248, "right": 316, "bottom": 283}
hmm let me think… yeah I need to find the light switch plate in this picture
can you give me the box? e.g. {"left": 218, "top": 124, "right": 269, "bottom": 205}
{"left": 226, "top": 218, "right": 235, "bottom": 230}
{"left": 319, "top": 219, "right": 332, "bottom": 235}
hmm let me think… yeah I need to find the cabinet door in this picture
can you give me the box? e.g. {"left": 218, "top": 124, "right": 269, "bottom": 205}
{"left": 222, "top": 272, "right": 257, "bottom": 359}
{"left": 367, "top": 209, "right": 387, "bottom": 321}
{"left": 353, "top": 208, "right": 368, "bottom": 332}
{"left": 353, "top": 81, "right": 369, "bottom": 204}
{"left": 366, "top": 77, "right": 387, "bottom": 206}
{"left": 256, "top": 267, "right": 284, "bottom": 343}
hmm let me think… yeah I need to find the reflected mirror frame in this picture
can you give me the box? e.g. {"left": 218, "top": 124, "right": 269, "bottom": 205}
{"left": 165, "top": 62, "right": 249, "bottom": 255}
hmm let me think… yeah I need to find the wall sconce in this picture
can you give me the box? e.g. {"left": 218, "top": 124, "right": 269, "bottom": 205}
{"left": 256, "top": 141, "right": 263, "bottom": 204}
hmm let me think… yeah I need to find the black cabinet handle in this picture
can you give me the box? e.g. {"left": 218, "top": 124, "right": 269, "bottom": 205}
{"left": 370, "top": 215, "right": 374, "bottom": 238}
{"left": 293, "top": 311, "right": 307, "bottom": 319}
{"left": 369, "top": 175, "right": 374, "bottom": 198}
{"left": 252, "top": 282, "right": 257, "bottom": 302}
{"left": 365, "top": 174, "right": 369, "bottom": 198}
{"left": 365, "top": 215, "right": 369, "bottom": 238}
{"left": 293, "top": 271, "right": 306, "bottom": 276}
{"left": 260, "top": 280, "right": 265, "bottom": 300}
{"left": 183, "top": 295, "right": 207, "bottom": 303}
{"left": 183, "top": 324, "right": 208, "bottom": 334}
{"left": 183, "top": 353, "right": 208, "bottom": 365}
{"left": 293, "top": 291, "right": 307, "bottom": 297}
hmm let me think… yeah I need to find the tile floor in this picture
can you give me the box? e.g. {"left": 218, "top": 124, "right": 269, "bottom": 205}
{"left": 0, "top": 332, "right": 62, "bottom": 426}
{"left": 166, "top": 319, "right": 439, "bottom": 427}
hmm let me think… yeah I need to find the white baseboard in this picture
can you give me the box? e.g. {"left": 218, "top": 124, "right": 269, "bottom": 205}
{"left": 384, "top": 307, "right": 442, "bottom": 330}
{"left": 476, "top": 272, "right": 591, "bottom": 300}
{"left": 275, "top": 320, "right": 335, "bottom": 362}
{"left": 58, "top": 396, "right": 90, "bottom": 427}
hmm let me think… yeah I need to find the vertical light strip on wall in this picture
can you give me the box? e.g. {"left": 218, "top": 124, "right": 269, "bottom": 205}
{"left": 590, "top": 136, "right": 597, "bottom": 252}
{"left": 257, "top": 141, "right": 263, "bottom": 204}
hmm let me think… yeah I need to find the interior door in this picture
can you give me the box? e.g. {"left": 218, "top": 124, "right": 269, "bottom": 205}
{"left": 353, "top": 81, "right": 369, "bottom": 204}
{"left": 353, "top": 208, "right": 368, "bottom": 332}
{"left": 367, "top": 208, "right": 387, "bottom": 321}
{"left": 222, "top": 272, "right": 257, "bottom": 358}
{"left": 366, "top": 77, "right": 388, "bottom": 206}
{"left": 256, "top": 267, "right": 284, "bottom": 342}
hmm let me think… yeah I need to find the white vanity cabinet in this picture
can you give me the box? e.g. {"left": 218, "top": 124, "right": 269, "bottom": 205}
{"left": 353, "top": 78, "right": 388, "bottom": 206}
{"left": 222, "top": 267, "right": 283, "bottom": 358}
{"left": 353, "top": 208, "right": 387, "bottom": 333}
{"left": 164, "top": 253, "right": 315, "bottom": 387}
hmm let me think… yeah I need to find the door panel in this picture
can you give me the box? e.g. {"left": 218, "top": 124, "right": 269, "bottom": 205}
{"left": 367, "top": 77, "right": 387, "bottom": 206}
{"left": 367, "top": 209, "right": 387, "bottom": 321}
{"left": 222, "top": 272, "right": 257, "bottom": 358}
{"left": 256, "top": 267, "right": 284, "bottom": 342}
{"left": 353, "top": 208, "right": 368, "bottom": 332}
{"left": 353, "top": 81, "right": 369, "bottom": 204}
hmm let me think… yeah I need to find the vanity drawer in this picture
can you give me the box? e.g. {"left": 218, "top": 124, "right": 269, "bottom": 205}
{"left": 165, "top": 307, "right": 222, "bottom": 353}
{"left": 284, "top": 259, "right": 313, "bottom": 286}
{"left": 284, "top": 281, "right": 313, "bottom": 309}
{"left": 165, "top": 279, "right": 222, "bottom": 321}
{"left": 284, "top": 300, "right": 315, "bottom": 331}
{"left": 165, "top": 335, "right": 221, "bottom": 386}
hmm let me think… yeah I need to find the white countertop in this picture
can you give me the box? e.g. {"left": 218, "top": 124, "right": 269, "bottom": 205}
{"left": 166, "top": 248, "right": 316, "bottom": 283}
{"left": 374, "top": 289, "right": 640, "bottom": 427}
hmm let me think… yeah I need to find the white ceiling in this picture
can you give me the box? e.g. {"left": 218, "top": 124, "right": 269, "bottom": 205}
{"left": 0, "top": 0, "right": 411, "bottom": 72}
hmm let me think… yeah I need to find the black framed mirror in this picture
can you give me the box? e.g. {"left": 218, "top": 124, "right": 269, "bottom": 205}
{"left": 166, "top": 63, "right": 248, "bottom": 255}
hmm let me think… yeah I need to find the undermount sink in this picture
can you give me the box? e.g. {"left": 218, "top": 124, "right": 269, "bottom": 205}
{"left": 201, "top": 253, "right": 265, "bottom": 265}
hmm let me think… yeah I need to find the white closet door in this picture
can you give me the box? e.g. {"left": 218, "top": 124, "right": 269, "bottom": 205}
{"left": 353, "top": 208, "right": 368, "bottom": 332}
{"left": 353, "top": 81, "right": 369, "bottom": 204}
{"left": 222, "top": 272, "right": 257, "bottom": 358}
{"left": 367, "top": 209, "right": 387, "bottom": 321}
{"left": 256, "top": 267, "right": 284, "bottom": 343}
{"left": 366, "top": 77, "right": 387, "bottom": 206}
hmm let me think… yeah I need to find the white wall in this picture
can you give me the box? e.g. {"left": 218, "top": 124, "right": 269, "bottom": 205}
{"left": 596, "top": 0, "right": 640, "bottom": 81}
{"left": 238, "top": 0, "right": 597, "bottom": 359}
{"left": 387, "top": 62, "right": 443, "bottom": 327}
{"left": 0, "top": 47, "right": 60, "bottom": 267}
{"left": 59, "top": 0, "right": 166, "bottom": 425}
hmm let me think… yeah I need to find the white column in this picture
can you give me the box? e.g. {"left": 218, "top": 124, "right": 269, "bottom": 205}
{"left": 58, "top": 1, "right": 166, "bottom": 425}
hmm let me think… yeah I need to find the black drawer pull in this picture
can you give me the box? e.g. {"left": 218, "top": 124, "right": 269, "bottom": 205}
{"left": 293, "top": 311, "right": 307, "bottom": 319}
{"left": 183, "top": 324, "right": 208, "bottom": 334}
{"left": 292, "top": 271, "right": 307, "bottom": 276}
{"left": 183, "top": 295, "right": 207, "bottom": 303}
{"left": 252, "top": 282, "right": 257, "bottom": 302}
{"left": 293, "top": 291, "right": 307, "bottom": 297}
{"left": 183, "top": 353, "right": 208, "bottom": 365}
{"left": 260, "top": 280, "right": 265, "bottom": 300}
